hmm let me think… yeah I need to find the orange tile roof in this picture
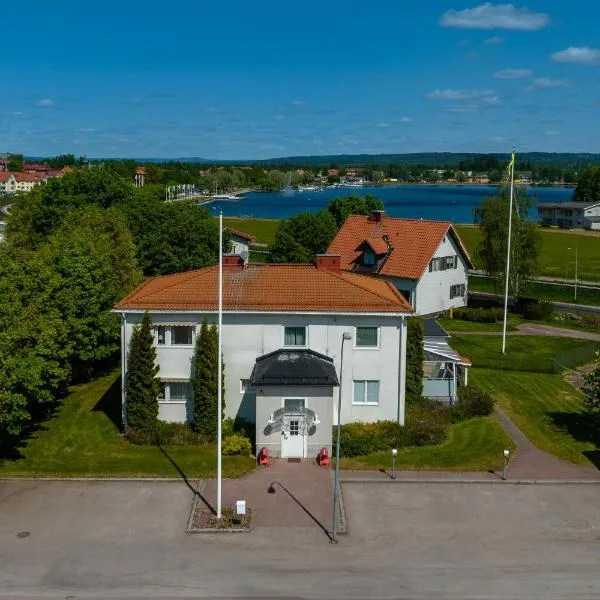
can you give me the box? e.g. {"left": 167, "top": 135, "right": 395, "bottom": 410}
{"left": 327, "top": 215, "right": 474, "bottom": 280}
{"left": 225, "top": 227, "right": 256, "bottom": 243}
{"left": 115, "top": 264, "right": 413, "bottom": 313}
{"left": 364, "top": 237, "right": 389, "bottom": 255}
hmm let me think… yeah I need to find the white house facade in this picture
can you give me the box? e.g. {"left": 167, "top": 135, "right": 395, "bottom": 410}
{"left": 115, "top": 255, "right": 412, "bottom": 459}
{"left": 226, "top": 227, "right": 256, "bottom": 260}
{"left": 538, "top": 201, "right": 600, "bottom": 230}
{"left": 327, "top": 211, "right": 474, "bottom": 316}
{"left": 0, "top": 172, "right": 43, "bottom": 194}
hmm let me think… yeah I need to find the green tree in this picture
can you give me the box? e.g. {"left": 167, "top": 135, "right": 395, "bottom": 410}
{"left": 7, "top": 154, "right": 23, "bottom": 172}
{"left": 45, "top": 207, "right": 141, "bottom": 379}
{"left": 327, "top": 194, "right": 384, "bottom": 228}
{"left": 474, "top": 184, "right": 541, "bottom": 298}
{"left": 268, "top": 211, "right": 338, "bottom": 263}
{"left": 406, "top": 318, "right": 424, "bottom": 404}
{"left": 0, "top": 244, "right": 71, "bottom": 444}
{"left": 6, "top": 167, "right": 135, "bottom": 247}
{"left": 193, "top": 320, "right": 225, "bottom": 438}
{"left": 46, "top": 154, "right": 78, "bottom": 169}
{"left": 583, "top": 362, "right": 600, "bottom": 428}
{"left": 573, "top": 165, "right": 600, "bottom": 203}
{"left": 125, "top": 312, "right": 159, "bottom": 434}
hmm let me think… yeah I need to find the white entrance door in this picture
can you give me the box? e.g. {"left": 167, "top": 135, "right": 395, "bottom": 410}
{"left": 281, "top": 398, "right": 306, "bottom": 458}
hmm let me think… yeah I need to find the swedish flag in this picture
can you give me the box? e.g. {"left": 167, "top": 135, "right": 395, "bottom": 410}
{"left": 507, "top": 150, "right": 516, "bottom": 174}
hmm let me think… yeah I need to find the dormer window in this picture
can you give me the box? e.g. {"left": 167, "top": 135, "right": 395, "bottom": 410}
{"left": 363, "top": 251, "right": 375, "bottom": 266}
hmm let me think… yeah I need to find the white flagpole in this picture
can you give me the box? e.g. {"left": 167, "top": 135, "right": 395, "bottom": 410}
{"left": 501, "top": 150, "right": 515, "bottom": 355}
{"left": 217, "top": 211, "right": 223, "bottom": 518}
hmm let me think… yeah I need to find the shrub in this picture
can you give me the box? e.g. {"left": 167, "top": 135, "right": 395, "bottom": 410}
{"left": 453, "top": 385, "right": 495, "bottom": 421}
{"left": 452, "top": 307, "right": 502, "bottom": 323}
{"left": 222, "top": 433, "right": 252, "bottom": 456}
{"left": 127, "top": 421, "right": 209, "bottom": 446}
{"left": 406, "top": 319, "right": 424, "bottom": 404}
{"left": 520, "top": 300, "right": 554, "bottom": 320}
{"left": 223, "top": 416, "right": 256, "bottom": 442}
{"left": 336, "top": 404, "right": 451, "bottom": 458}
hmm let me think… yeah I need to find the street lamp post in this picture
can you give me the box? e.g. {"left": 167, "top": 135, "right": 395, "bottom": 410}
{"left": 332, "top": 331, "right": 352, "bottom": 544}
{"left": 502, "top": 449, "right": 510, "bottom": 480}
{"left": 391, "top": 448, "right": 398, "bottom": 480}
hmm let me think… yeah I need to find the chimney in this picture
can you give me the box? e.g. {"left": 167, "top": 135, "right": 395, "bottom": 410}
{"left": 316, "top": 254, "right": 341, "bottom": 273}
{"left": 222, "top": 254, "right": 245, "bottom": 270}
{"left": 368, "top": 209, "right": 384, "bottom": 222}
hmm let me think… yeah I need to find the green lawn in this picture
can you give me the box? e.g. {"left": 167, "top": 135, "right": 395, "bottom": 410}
{"left": 222, "top": 217, "right": 280, "bottom": 245}
{"left": 469, "top": 275, "right": 600, "bottom": 306}
{"left": 340, "top": 416, "right": 515, "bottom": 471}
{"left": 471, "top": 369, "right": 597, "bottom": 465}
{"left": 0, "top": 371, "right": 257, "bottom": 478}
{"left": 449, "top": 334, "right": 587, "bottom": 366}
{"left": 456, "top": 225, "right": 600, "bottom": 282}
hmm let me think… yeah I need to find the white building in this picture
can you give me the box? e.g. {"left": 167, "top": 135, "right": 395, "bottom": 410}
{"left": 538, "top": 201, "right": 600, "bottom": 230}
{"left": 225, "top": 227, "right": 256, "bottom": 260}
{"left": 115, "top": 254, "right": 413, "bottom": 459}
{"left": 0, "top": 172, "right": 43, "bottom": 194}
{"left": 327, "top": 211, "right": 474, "bottom": 316}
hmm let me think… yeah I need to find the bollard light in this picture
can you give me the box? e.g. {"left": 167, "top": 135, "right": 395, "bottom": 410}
{"left": 502, "top": 449, "right": 510, "bottom": 480}
{"left": 391, "top": 448, "right": 398, "bottom": 480}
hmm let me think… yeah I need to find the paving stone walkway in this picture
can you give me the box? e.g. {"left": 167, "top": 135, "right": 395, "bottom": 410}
{"left": 199, "top": 458, "right": 333, "bottom": 530}
{"left": 492, "top": 407, "right": 600, "bottom": 480}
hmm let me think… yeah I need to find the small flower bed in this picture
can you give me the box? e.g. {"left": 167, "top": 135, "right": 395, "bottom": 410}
{"left": 191, "top": 506, "right": 253, "bottom": 531}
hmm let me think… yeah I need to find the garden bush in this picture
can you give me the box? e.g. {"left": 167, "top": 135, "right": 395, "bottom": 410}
{"left": 127, "top": 421, "right": 209, "bottom": 446}
{"left": 222, "top": 433, "right": 252, "bottom": 456}
{"left": 337, "top": 402, "right": 451, "bottom": 457}
{"left": 520, "top": 300, "right": 554, "bottom": 320}
{"left": 452, "top": 307, "right": 502, "bottom": 323}
{"left": 453, "top": 385, "right": 495, "bottom": 422}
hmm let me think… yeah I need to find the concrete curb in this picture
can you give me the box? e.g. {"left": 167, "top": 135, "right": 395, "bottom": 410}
{"left": 0, "top": 477, "right": 189, "bottom": 482}
{"left": 342, "top": 477, "right": 600, "bottom": 485}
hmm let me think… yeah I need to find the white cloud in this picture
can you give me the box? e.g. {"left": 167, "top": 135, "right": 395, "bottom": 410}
{"left": 376, "top": 122, "right": 390, "bottom": 128}
{"left": 545, "top": 130, "right": 560, "bottom": 136}
{"left": 440, "top": 3, "right": 549, "bottom": 31}
{"left": 400, "top": 116, "right": 412, "bottom": 123}
{"left": 36, "top": 98, "right": 55, "bottom": 108}
{"left": 485, "top": 36, "right": 503, "bottom": 44}
{"left": 12, "top": 111, "right": 24, "bottom": 117}
{"left": 527, "top": 77, "right": 571, "bottom": 90}
{"left": 480, "top": 95, "right": 502, "bottom": 106}
{"left": 465, "top": 50, "right": 480, "bottom": 59}
{"left": 273, "top": 114, "right": 286, "bottom": 121}
{"left": 426, "top": 88, "right": 494, "bottom": 100}
{"left": 551, "top": 46, "right": 600, "bottom": 65}
{"left": 291, "top": 100, "right": 306, "bottom": 107}
{"left": 445, "top": 105, "right": 479, "bottom": 113}
{"left": 494, "top": 68, "right": 532, "bottom": 79}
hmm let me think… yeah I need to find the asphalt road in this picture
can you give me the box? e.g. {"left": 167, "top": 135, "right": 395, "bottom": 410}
{"left": 469, "top": 291, "right": 600, "bottom": 315}
{"left": 0, "top": 480, "right": 598, "bottom": 599}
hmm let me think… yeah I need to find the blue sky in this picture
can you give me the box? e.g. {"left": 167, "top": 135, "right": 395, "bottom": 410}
{"left": 3, "top": 1, "right": 600, "bottom": 159}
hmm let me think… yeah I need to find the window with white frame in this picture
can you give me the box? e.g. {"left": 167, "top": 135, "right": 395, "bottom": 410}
{"left": 353, "top": 380, "right": 380, "bottom": 405}
{"left": 158, "top": 381, "right": 193, "bottom": 402}
{"left": 284, "top": 326, "right": 306, "bottom": 346}
{"left": 355, "top": 327, "right": 379, "bottom": 348}
{"left": 153, "top": 325, "right": 195, "bottom": 346}
{"left": 450, "top": 283, "right": 466, "bottom": 299}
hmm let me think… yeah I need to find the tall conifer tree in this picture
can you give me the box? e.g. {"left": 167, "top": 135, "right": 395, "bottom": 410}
{"left": 125, "top": 312, "right": 159, "bottom": 433}
{"left": 193, "top": 320, "right": 225, "bottom": 438}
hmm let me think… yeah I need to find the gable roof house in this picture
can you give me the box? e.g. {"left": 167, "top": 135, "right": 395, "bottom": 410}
{"left": 326, "top": 211, "right": 474, "bottom": 316}
{"left": 115, "top": 254, "right": 413, "bottom": 459}
{"left": 225, "top": 227, "right": 256, "bottom": 261}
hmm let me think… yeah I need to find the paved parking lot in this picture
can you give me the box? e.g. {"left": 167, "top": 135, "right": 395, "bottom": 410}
{"left": 0, "top": 479, "right": 598, "bottom": 598}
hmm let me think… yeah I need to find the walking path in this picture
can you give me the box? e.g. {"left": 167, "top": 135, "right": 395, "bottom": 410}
{"left": 492, "top": 408, "right": 600, "bottom": 480}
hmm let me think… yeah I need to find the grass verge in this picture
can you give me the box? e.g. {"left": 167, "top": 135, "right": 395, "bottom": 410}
{"left": 340, "top": 416, "right": 514, "bottom": 472}
{"left": 456, "top": 225, "right": 600, "bottom": 282}
{"left": 471, "top": 368, "right": 597, "bottom": 465}
{"left": 437, "top": 317, "right": 519, "bottom": 333}
{"left": 0, "top": 371, "right": 257, "bottom": 478}
{"left": 222, "top": 217, "right": 280, "bottom": 245}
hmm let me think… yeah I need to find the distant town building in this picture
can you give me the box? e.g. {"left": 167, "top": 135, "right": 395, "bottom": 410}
{"left": 135, "top": 167, "right": 146, "bottom": 188}
{"left": 537, "top": 201, "right": 600, "bottom": 230}
{"left": 0, "top": 172, "right": 44, "bottom": 194}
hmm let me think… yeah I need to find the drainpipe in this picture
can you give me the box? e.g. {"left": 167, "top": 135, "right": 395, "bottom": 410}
{"left": 121, "top": 313, "right": 127, "bottom": 431}
{"left": 398, "top": 316, "right": 407, "bottom": 425}
{"left": 452, "top": 362, "right": 457, "bottom": 404}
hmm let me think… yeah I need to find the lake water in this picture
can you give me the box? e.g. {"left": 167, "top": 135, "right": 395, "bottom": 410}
{"left": 207, "top": 184, "right": 573, "bottom": 223}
